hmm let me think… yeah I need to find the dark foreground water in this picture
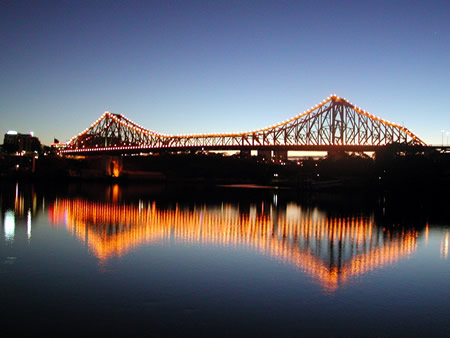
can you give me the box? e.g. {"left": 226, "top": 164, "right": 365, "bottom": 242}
{"left": 1, "top": 181, "right": 448, "bottom": 337}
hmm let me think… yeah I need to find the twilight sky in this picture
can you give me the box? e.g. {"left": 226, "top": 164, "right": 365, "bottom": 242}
{"left": 1, "top": 0, "right": 449, "bottom": 145}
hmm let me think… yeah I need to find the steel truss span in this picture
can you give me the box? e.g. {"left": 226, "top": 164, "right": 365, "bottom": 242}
{"left": 62, "top": 95, "right": 426, "bottom": 154}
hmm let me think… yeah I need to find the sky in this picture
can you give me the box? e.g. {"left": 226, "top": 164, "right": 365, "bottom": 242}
{"left": 1, "top": 0, "right": 449, "bottom": 146}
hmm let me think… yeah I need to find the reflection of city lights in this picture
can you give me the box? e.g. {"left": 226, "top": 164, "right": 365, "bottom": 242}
{"left": 441, "top": 232, "right": 448, "bottom": 260}
{"left": 14, "top": 183, "right": 26, "bottom": 216}
{"left": 4, "top": 210, "right": 15, "bottom": 242}
{"left": 27, "top": 209, "right": 32, "bottom": 240}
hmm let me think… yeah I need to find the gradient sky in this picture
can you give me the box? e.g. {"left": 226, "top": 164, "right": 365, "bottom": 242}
{"left": 1, "top": 0, "right": 449, "bottom": 145}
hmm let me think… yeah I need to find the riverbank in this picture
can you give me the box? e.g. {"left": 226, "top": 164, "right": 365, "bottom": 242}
{"left": 1, "top": 150, "right": 449, "bottom": 193}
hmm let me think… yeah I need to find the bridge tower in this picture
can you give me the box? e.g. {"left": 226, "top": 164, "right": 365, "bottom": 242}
{"left": 331, "top": 98, "right": 344, "bottom": 145}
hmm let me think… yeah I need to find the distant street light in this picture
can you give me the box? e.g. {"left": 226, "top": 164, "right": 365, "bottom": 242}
{"left": 442, "top": 130, "right": 446, "bottom": 146}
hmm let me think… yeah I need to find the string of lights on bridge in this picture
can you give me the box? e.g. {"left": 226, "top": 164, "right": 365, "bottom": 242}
{"left": 63, "top": 94, "right": 425, "bottom": 153}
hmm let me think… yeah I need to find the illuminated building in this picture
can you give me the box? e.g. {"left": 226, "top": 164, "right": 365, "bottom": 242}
{"left": 3, "top": 131, "right": 42, "bottom": 153}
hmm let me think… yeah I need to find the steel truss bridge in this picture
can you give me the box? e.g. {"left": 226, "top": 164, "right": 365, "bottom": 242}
{"left": 62, "top": 95, "right": 426, "bottom": 155}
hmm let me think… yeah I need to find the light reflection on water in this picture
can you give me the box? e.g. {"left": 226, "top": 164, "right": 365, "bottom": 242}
{"left": 1, "top": 182, "right": 449, "bottom": 336}
{"left": 49, "top": 199, "right": 418, "bottom": 292}
{"left": 3, "top": 210, "right": 15, "bottom": 241}
{"left": 441, "top": 231, "right": 449, "bottom": 259}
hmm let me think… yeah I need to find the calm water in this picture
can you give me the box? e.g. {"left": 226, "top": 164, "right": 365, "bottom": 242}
{"left": 1, "top": 181, "right": 448, "bottom": 337}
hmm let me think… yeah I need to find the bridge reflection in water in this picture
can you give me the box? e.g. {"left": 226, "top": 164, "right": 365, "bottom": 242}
{"left": 49, "top": 198, "right": 418, "bottom": 292}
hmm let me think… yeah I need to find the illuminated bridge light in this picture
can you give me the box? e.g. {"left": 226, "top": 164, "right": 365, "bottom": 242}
{"left": 61, "top": 95, "right": 426, "bottom": 154}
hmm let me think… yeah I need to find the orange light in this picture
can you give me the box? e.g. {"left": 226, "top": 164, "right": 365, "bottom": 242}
{"left": 64, "top": 95, "right": 426, "bottom": 151}
{"left": 50, "top": 199, "right": 418, "bottom": 292}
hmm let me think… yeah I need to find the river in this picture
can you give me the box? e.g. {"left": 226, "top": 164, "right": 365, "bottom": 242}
{"left": 1, "top": 181, "right": 448, "bottom": 336}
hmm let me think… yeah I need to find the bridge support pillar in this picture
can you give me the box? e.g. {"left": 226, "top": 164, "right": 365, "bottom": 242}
{"left": 240, "top": 149, "right": 251, "bottom": 159}
{"left": 274, "top": 150, "right": 288, "bottom": 162}
{"left": 257, "top": 150, "right": 272, "bottom": 161}
{"left": 327, "top": 150, "right": 347, "bottom": 161}
{"left": 106, "top": 156, "right": 123, "bottom": 177}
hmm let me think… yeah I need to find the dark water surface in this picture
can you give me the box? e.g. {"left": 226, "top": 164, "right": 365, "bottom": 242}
{"left": 1, "top": 181, "right": 448, "bottom": 336}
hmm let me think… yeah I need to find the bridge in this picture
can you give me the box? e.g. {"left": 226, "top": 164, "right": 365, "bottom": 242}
{"left": 61, "top": 95, "right": 426, "bottom": 156}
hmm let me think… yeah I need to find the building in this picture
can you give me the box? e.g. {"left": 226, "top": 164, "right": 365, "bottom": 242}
{"left": 3, "top": 131, "right": 42, "bottom": 153}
